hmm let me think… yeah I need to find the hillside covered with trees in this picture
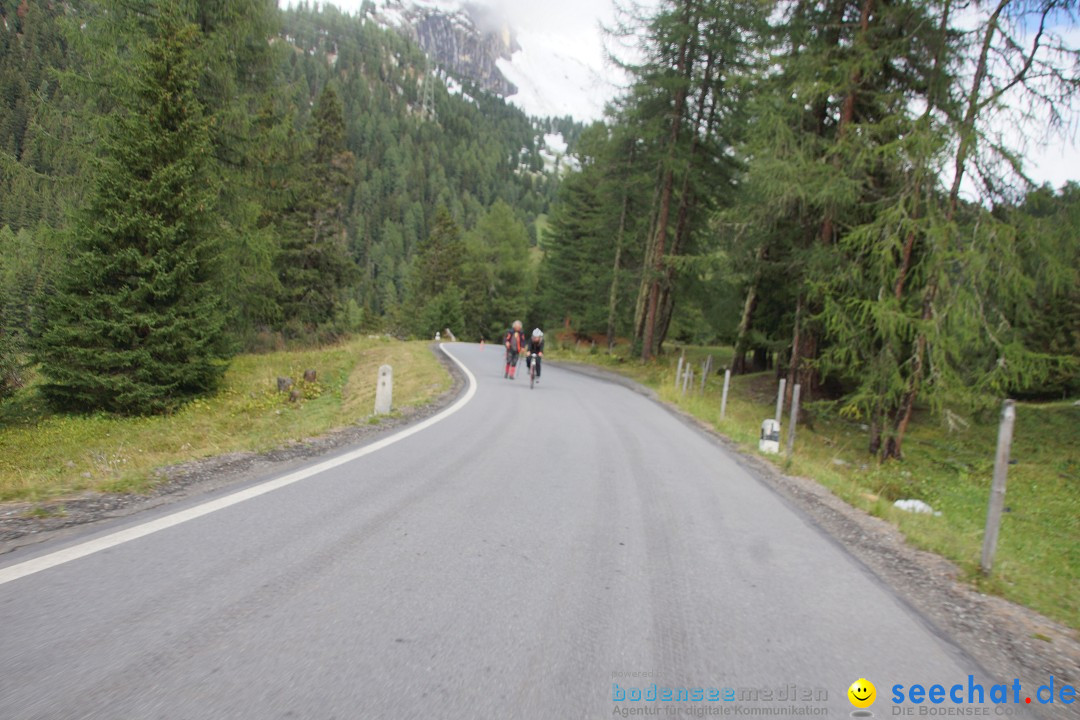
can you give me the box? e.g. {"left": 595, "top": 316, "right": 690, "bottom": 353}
{"left": 0, "top": 0, "right": 570, "bottom": 412}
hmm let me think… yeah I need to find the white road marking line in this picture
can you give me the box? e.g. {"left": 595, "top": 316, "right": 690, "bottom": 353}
{"left": 0, "top": 344, "right": 478, "bottom": 587}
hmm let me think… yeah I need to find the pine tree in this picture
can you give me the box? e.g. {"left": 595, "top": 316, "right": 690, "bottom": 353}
{"left": 620, "top": 0, "right": 769, "bottom": 359}
{"left": 0, "top": 225, "right": 21, "bottom": 399}
{"left": 461, "top": 201, "right": 532, "bottom": 340}
{"left": 536, "top": 123, "right": 648, "bottom": 341}
{"left": 277, "top": 84, "right": 358, "bottom": 329}
{"left": 35, "top": 5, "right": 229, "bottom": 415}
{"left": 404, "top": 206, "right": 467, "bottom": 337}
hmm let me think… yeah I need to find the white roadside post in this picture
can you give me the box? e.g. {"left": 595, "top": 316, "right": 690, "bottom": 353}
{"left": 759, "top": 419, "right": 780, "bottom": 454}
{"left": 675, "top": 354, "right": 684, "bottom": 389}
{"left": 981, "top": 400, "right": 1017, "bottom": 575}
{"left": 375, "top": 365, "right": 393, "bottom": 415}
{"left": 720, "top": 369, "right": 731, "bottom": 420}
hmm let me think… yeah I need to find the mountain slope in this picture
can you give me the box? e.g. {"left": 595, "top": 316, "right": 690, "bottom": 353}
{"left": 370, "top": 0, "right": 613, "bottom": 120}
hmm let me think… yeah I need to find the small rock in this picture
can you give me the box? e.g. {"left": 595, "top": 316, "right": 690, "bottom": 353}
{"left": 81, "top": 472, "right": 92, "bottom": 480}
{"left": 65, "top": 460, "right": 76, "bottom": 469}
{"left": 832, "top": 458, "right": 849, "bottom": 466}
{"left": 894, "top": 499, "right": 941, "bottom": 516}
{"left": 277, "top": 377, "right": 294, "bottom": 393}
{"left": 303, "top": 369, "right": 317, "bottom": 383}
{"left": 289, "top": 389, "right": 302, "bottom": 403}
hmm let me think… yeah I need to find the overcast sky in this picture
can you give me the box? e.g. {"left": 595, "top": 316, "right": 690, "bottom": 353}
{"left": 294, "top": 0, "right": 1078, "bottom": 190}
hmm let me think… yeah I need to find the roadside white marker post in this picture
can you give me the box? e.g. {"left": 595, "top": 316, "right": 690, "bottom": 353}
{"left": 675, "top": 354, "right": 684, "bottom": 389}
{"left": 785, "top": 383, "right": 801, "bottom": 459}
{"left": 720, "top": 369, "right": 731, "bottom": 420}
{"left": 375, "top": 365, "right": 393, "bottom": 415}
{"left": 981, "top": 399, "right": 1016, "bottom": 575}
{"left": 759, "top": 419, "right": 781, "bottom": 454}
{"left": 699, "top": 358, "right": 710, "bottom": 396}
{"left": 775, "top": 378, "right": 787, "bottom": 422}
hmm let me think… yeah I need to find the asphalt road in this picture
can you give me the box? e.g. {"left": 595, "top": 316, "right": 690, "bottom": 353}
{"left": 0, "top": 343, "right": 982, "bottom": 720}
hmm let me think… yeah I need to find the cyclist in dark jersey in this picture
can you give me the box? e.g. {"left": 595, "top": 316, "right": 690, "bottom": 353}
{"left": 525, "top": 328, "right": 544, "bottom": 382}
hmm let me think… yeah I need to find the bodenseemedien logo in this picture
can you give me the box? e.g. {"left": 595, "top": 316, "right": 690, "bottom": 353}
{"left": 848, "top": 678, "right": 876, "bottom": 717}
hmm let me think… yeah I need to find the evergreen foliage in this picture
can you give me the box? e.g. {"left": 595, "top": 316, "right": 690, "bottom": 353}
{"left": 35, "top": 4, "right": 229, "bottom": 415}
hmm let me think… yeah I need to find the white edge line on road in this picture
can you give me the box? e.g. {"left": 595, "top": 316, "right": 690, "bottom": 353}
{"left": 0, "top": 344, "right": 478, "bottom": 587}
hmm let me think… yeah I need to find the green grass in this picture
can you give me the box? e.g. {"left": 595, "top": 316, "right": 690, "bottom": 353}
{"left": 550, "top": 341, "right": 1080, "bottom": 631}
{"left": 0, "top": 337, "right": 450, "bottom": 503}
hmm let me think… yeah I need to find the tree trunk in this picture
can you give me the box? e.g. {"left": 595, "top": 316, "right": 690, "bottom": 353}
{"left": 638, "top": 2, "right": 698, "bottom": 361}
{"left": 653, "top": 45, "right": 718, "bottom": 355}
{"left": 606, "top": 150, "right": 634, "bottom": 350}
{"left": 732, "top": 282, "right": 758, "bottom": 375}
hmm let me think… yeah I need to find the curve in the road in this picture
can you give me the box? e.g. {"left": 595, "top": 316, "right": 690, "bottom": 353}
{"left": 0, "top": 344, "right": 477, "bottom": 587}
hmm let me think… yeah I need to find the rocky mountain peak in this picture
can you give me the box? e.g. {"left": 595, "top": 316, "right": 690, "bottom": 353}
{"left": 373, "top": 0, "right": 520, "bottom": 97}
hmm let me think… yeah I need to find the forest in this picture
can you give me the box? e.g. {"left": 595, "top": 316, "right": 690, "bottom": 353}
{"left": 536, "top": 0, "right": 1080, "bottom": 458}
{"left": 0, "top": 0, "right": 569, "bottom": 413}
{"left": 1, "top": 0, "right": 1078, "bottom": 459}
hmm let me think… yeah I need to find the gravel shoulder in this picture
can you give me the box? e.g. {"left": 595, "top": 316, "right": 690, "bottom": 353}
{"left": 556, "top": 360, "right": 1080, "bottom": 719}
{"left": 0, "top": 344, "right": 466, "bottom": 556}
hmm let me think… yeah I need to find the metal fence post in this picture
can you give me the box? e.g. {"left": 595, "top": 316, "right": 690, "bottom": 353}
{"left": 785, "top": 384, "right": 801, "bottom": 458}
{"left": 720, "top": 369, "right": 731, "bottom": 420}
{"left": 775, "top": 378, "right": 786, "bottom": 422}
{"left": 981, "top": 400, "right": 1016, "bottom": 575}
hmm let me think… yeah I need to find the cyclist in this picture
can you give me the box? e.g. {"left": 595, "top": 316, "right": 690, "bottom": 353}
{"left": 526, "top": 328, "right": 544, "bottom": 383}
{"left": 504, "top": 320, "right": 527, "bottom": 379}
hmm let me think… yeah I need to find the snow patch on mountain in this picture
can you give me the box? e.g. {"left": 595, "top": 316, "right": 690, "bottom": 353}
{"left": 369, "top": 0, "right": 616, "bottom": 120}
{"left": 497, "top": 33, "right": 614, "bottom": 120}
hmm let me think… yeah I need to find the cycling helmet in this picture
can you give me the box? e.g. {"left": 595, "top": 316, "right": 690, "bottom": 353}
{"left": 532, "top": 328, "right": 543, "bottom": 338}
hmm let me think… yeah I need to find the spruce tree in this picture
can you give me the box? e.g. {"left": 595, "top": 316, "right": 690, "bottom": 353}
{"left": 277, "top": 85, "right": 358, "bottom": 329}
{"left": 404, "top": 206, "right": 467, "bottom": 337}
{"left": 35, "top": 5, "right": 229, "bottom": 415}
{"left": 461, "top": 201, "right": 532, "bottom": 340}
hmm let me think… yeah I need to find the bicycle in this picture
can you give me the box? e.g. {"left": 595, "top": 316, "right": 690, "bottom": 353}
{"left": 528, "top": 352, "right": 539, "bottom": 389}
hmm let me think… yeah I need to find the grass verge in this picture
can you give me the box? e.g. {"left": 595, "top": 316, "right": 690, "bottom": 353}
{"left": 0, "top": 337, "right": 450, "bottom": 503}
{"left": 551, "top": 342, "right": 1080, "bottom": 631}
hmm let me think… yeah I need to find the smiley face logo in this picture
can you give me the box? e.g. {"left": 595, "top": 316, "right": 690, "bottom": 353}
{"left": 848, "top": 678, "right": 876, "bottom": 708}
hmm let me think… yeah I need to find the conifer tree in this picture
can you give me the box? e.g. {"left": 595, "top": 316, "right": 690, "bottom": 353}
{"left": 461, "top": 201, "right": 532, "bottom": 340}
{"left": 277, "top": 84, "right": 358, "bottom": 329}
{"left": 405, "top": 206, "right": 467, "bottom": 337}
{"left": 35, "top": 4, "right": 229, "bottom": 415}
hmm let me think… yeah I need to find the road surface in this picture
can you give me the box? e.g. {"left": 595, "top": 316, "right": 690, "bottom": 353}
{"left": 0, "top": 343, "right": 980, "bottom": 719}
